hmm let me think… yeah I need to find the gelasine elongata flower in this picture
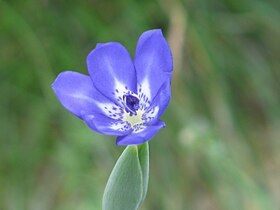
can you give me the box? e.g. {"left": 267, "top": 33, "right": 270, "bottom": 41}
{"left": 52, "top": 29, "right": 173, "bottom": 145}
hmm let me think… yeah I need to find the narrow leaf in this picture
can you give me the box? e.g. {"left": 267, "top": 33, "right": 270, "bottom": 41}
{"left": 137, "top": 142, "right": 149, "bottom": 203}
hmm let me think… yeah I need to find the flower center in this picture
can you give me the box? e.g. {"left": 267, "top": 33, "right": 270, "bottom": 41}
{"left": 122, "top": 110, "right": 144, "bottom": 127}
{"left": 121, "top": 94, "right": 145, "bottom": 127}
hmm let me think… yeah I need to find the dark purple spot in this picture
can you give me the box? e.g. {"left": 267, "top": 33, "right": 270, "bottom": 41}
{"left": 123, "top": 94, "right": 140, "bottom": 114}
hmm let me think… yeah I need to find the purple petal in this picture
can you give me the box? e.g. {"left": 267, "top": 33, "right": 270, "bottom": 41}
{"left": 146, "top": 76, "right": 172, "bottom": 123}
{"left": 87, "top": 42, "right": 137, "bottom": 104}
{"left": 134, "top": 29, "right": 173, "bottom": 102}
{"left": 52, "top": 71, "right": 130, "bottom": 135}
{"left": 83, "top": 114, "right": 132, "bottom": 136}
{"left": 116, "top": 120, "right": 166, "bottom": 145}
{"left": 52, "top": 71, "right": 103, "bottom": 118}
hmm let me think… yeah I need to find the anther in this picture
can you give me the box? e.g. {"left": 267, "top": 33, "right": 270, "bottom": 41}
{"left": 123, "top": 94, "right": 140, "bottom": 114}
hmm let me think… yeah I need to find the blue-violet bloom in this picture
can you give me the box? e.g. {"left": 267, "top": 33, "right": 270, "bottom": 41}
{"left": 52, "top": 29, "right": 173, "bottom": 145}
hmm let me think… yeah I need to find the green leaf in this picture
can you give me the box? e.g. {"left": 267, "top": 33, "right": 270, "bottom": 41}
{"left": 102, "top": 143, "right": 149, "bottom": 210}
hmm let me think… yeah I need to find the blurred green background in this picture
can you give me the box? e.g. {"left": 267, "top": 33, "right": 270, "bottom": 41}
{"left": 1, "top": 0, "right": 280, "bottom": 209}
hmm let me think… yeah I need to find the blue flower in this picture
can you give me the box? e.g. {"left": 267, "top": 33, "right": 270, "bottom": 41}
{"left": 52, "top": 29, "right": 173, "bottom": 145}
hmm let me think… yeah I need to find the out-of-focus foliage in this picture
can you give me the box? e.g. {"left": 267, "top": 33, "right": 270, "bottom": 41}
{"left": 0, "top": 0, "right": 280, "bottom": 209}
